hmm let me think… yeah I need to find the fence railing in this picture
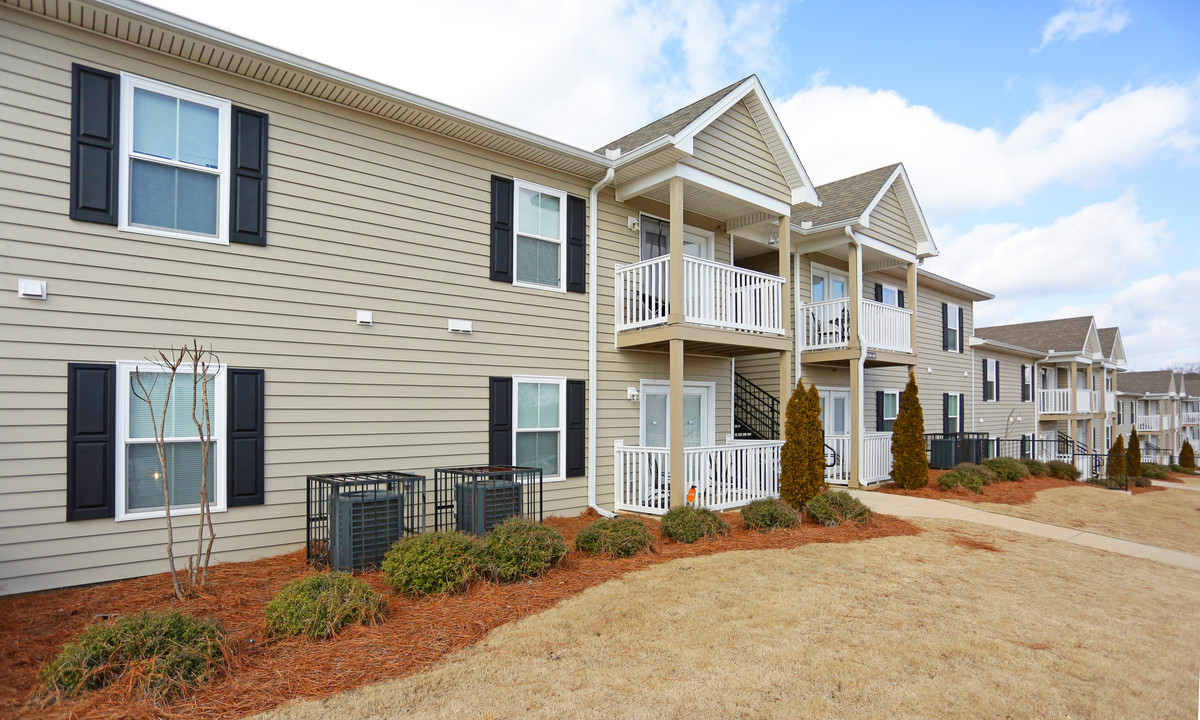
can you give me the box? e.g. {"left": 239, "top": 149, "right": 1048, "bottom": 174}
{"left": 1038, "top": 389, "right": 1071, "bottom": 415}
{"left": 862, "top": 433, "right": 894, "bottom": 483}
{"left": 800, "top": 298, "right": 912, "bottom": 353}
{"left": 801, "top": 298, "right": 850, "bottom": 351}
{"left": 1183, "top": 412, "right": 1200, "bottom": 426}
{"left": 926, "top": 434, "right": 1178, "bottom": 480}
{"left": 861, "top": 300, "right": 912, "bottom": 353}
{"left": 613, "top": 440, "right": 782, "bottom": 514}
{"left": 825, "top": 435, "right": 851, "bottom": 485}
{"left": 1136, "top": 415, "right": 1161, "bottom": 432}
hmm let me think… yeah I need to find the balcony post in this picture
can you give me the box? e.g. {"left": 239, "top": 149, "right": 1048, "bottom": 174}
{"left": 667, "top": 176, "right": 684, "bottom": 326}
{"left": 669, "top": 337, "right": 685, "bottom": 508}
{"left": 906, "top": 261, "right": 917, "bottom": 352}
{"left": 848, "top": 240, "right": 863, "bottom": 488}
{"left": 848, "top": 240, "right": 862, "bottom": 351}
{"left": 778, "top": 214, "right": 792, "bottom": 436}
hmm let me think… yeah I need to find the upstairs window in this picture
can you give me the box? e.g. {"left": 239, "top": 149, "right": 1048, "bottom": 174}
{"left": 943, "top": 303, "right": 961, "bottom": 352}
{"left": 982, "top": 358, "right": 999, "bottom": 402}
{"left": 513, "top": 180, "right": 566, "bottom": 291}
{"left": 1021, "top": 365, "right": 1033, "bottom": 402}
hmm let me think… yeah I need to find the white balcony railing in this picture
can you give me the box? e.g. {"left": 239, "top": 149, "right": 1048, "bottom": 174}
{"left": 1105, "top": 392, "right": 1116, "bottom": 413}
{"left": 823, "top": 433, "right": 893, "bottom": 485}
{"left": 613, "top": 440, "right": 782, "bottom": 515}
{"left": 1091, "top": 390, "right": 1101, "bottom": 413}
{"left": 1038, "top": 389, "right": 1071, "bottom": 414}
{"left": 800, "top": 298, "right": 912, "bottom": 353}
{"left": 825, "top": 435, "right": 852, "bottom": 485}
{"left": 1075, "top": 389, "right": 1093, "bottom": 414}
{"left": 1183, "top": 412, "right": 1200, "bottom": 426}
{"left": 614, "top": 256, "right": 785, "bottom": 335}
{"left": 1136, "top": 415, "right": 1161, "bottom": 432}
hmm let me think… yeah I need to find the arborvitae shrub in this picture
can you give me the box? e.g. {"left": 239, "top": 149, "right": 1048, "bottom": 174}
{"left": 480, "top": 517, "right": 567, "bottom": 583}
{"left": 382, "top": 532, "right": 480, "bottom": 596}
{"left": 804, "top": 490, "right": 873, "bottom": 526}
{"left": 740, "top": 498, "right": 801, "bottom": 532}
{"left": 1047, "top": 459, "right": 1081, "bottom": 481}
{"left": 1180, "top": 440, "right": 1195, "bottom": 470}
{"left": 980, "top": 457, "right": 1030, "bottom": 482}
{"left": 779, "top": 381, "right": 827, "bottom": 508}
{"left": 1127, "top": 427, "right": 1142, "bottom": 477}
{"left": 660, "top": 506, "right": 730, "bottom": 543}
{"left": 38, "top": 611, "right": 226, "bottom": 701}
{"left": 265, "top": 572, "right": 385, "bottom": 639}
{"left": 890, "top": 370, "right": 929, "bottom": 489}
{"left": 574, "top": 517, "right": 653, "bottom": 557}
{"left": 1106, "top": 435, "right": 1127, "bottom": 478}
{"left": 1018, "top": 458, "right": 1048, "bottom": 477}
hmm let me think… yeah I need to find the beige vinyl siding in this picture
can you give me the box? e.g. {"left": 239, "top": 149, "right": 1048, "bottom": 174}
{"left": 684, "top": 100, "right": 792, "bottom": 205}
{"left": 906, "top": 284, "right": 974, "bottom": 435}
{"left": 860, "top": 186, "right": 917, "bottom": 254}
{"left": 969, "top": 350, "right": 1037, "bottom": 443}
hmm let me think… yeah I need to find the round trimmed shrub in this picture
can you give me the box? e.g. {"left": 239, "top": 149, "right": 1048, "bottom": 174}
{"left": 265, "top": 572, "right": 385, "bottom": 639}
{"left": 981, "top": 457, "right": 1030, "bottom": 482}
{"left": 938, "top": 468, "right": 983, "bottom": 493}
{"left": 574, "top": 517, "right": 653, "bottom": 557}
{"left": 1018, "top": 458, "right": 1049, "bottom": 477}
{"left": 38, "top": 611, "right": 226, "bottom": 701}
{"left": 382, "top": 531, "right": 481, "bottom": 596}
{"left": 1047, "top": 459, "right": 1082, "bottom": 481}
{"left": 953, "top": 463, "right": 998, "bottom": 485}
{"left": 1140, "top": 464, "right": 1169, "bottom": 480}
{"left": 480, "top": 517, "right": 568, "bottom": 582}
{"left": 741, "top": 498, "right": 801, "bottom": 532}
{"left": 804, "top": 490, "right": 873, "bottom": 527}
{"left": 660, "top": 506, "right": 730, "bottom": 543}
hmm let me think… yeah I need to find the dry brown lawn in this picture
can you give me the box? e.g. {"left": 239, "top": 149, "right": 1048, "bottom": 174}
{"left": 948, "top": 483, "right": 1200, "bottom": 554}
{"left": 1165, "top": 470, "right": 1200, "bottom": 488}
{"left": 256, "top": 521, "right": 1200, "bottom": 720}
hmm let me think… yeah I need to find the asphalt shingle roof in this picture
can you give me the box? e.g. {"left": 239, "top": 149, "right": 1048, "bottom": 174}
{"left": 1097, "top": 327, "right": 1120, "bottom": 357}
{"left": 974, "top": 316, "right": 1094, "bottom": 354}
{"left": 1118, "top": 370, "right": 1176, "bottom": 395}
{"left": 597, "top": 78, "right": 748, "bottom": 155}
{"left": 791, "top": 164, "right": 899, "bottom": 227}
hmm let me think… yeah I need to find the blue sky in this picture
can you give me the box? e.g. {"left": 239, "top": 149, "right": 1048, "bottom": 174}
{"left": 147, "top": 0, "right": 1199, "bottom": 369}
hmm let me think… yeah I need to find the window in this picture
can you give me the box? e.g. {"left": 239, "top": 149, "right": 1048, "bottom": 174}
{"left": 983, "top": 359, "right": 999, "bottom": 402}
{"left": 119, "top": 74, "right": 231, "bottom": 243}
{"left": 880, "top": 283, "right": 900, "bottom": 307}
{"left": 1105, "top": 375, "right": 1113, "bottom": 391}
{"left": 639, "top": 214, "right": 713, "bottom": 261}
{"left": 945, "top": 303, "right": 960, "bottom": 352}
{"left": 116, "top": 361, "right": 226, "bottom": 520}
{"left": 946, "top": 393, "right": 960, "bottom": 434}
{"left": 882, "top": 390, "right": 899, "bottom": 431}
{"left": 513, "top": 180, "right": 566, "bottom": 291}
{"left": 513, "top": 376, "right": 566, "bottom": 480}
{"left": 1022, "top": 365, "right": 1033, "bottom": 402}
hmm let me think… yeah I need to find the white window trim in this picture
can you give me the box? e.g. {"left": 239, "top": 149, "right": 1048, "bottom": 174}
{"left": 512, "top": 179, "right": 568, "bottom": 293}
{"left": 638, "top": 212, "right": 715, "bottom": 261}
{"left": 115, "top": 360, "right": 228, "bottom": 522}
{"left": 638, "top": 380, "right": 717, "bottom": 447}
{"left": 880, "top": 282, "right": 901, "bottom": 307}
{"left": 811, "top": 261, "right": 849, "bottom": 303}
{"left": 1022, "top": 365, "right": 1033, "bottom": 403}
{"left": 511, "top": 375, "right": 567, "bottom": 482}
{"left": 945, "top": 302, "right": 961, "bottom": 353}
{"left": 882, "top": 389, "right": 900, "bottom": 430}
{"left": 984, "top": 358, "right": 999, "bottom": 403}
{"left": 117, "top": 73, "right": 232, "bottom": 245}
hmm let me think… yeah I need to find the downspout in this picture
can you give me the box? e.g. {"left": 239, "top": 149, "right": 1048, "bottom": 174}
{"left": 588, "top": 167, "right": 616, "bottom": 518}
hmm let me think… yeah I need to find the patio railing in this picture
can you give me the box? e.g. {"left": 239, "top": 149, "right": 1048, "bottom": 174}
{"left": 613, "top": 439, "right": 782, "bottom": 514}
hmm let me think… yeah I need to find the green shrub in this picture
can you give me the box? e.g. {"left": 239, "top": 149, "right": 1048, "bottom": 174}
{"left": 804, "top": 490, "right": 874, "bottom": 527}
{"left": 889, "top": 370, "right": 929, "bottom": 489}
{"left": 1089, "top": 475, "right": 1150, "bottom": 490}
{"left": 660, "top": 506, "right": 730, "bottom": 543}
{"left": 38, "top": 611, "right": 226, "bottom": 701}
{"left": 1047, "top": 459, "right": 1081, "bottom": 481}
{"left": 382, "top": 532, "right": 481, "bottom": 596}
{"left": 265, "top": 572, "right": 385, "bottom": 639}
{"left": 574, "top": 517, "right": 654, "bottom": 557}
{"left": 1140, "top": 464, "right": 1169, "bottom": 480}
{"left": 1181, "top": 440, "right": 1195, "bottom": 470}
{"left": 981, "top": 457, "right": 1030, "bottom": 483}
{"left": 779, "top": 381, "right": 827, "bottom": 508}
{"left": 1018, "top": 458, "right": 1048, "bottom": 477}
{"left": 938, "top": 468, "right": 983, "bottom": 493}
{"left": 740, "top": 498, "right": 801, "bottom": 532}
{"left": 480, "top": 517, "right": 567, "bottom": 582}
{"left": 953, "top": 463, "right": 998, "bottom": 485}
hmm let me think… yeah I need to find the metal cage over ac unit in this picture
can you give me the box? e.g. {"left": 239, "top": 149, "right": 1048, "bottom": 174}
{"left": 433, "top": 466, "right": 543, "bottom": 536}
{"left": 306, "top": 471, "right": 427, "bottom": 571}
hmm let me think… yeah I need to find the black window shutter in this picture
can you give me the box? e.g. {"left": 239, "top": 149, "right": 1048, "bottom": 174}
{"left": 942, "top": 393, "right": 952, "bottom": 435}
{"left": 66, "top": 363, "right": 116, "bottom": 520}
{"left": 959, "top": 394, "right": 965, "bottom": 433}
{"left": 982, "top": 359, "right": 989, "bottom": 399}
{"left": 489, "top": 377, "right": 513, "bottom": 465}
{"left": 565, "top": 379, "right": 585, "bottom": 476}
{"left": 490, "top": 176, "right": 514, "bottom": 282}
{"left": 230, "top": 107, "right": 269, "bottom": 246}
{"left": 994, "top": 361, "right": 1000, "bottom": 401}
{"left": 227, "top": 368, "right": 266, "bottom": 506}
{"left": 875, "top": 391, "right": 885, "bottom": 432}
{"left": 1021, "top": 365, "right": 1029, "bottom": 402}
{"left": 898, "top": 289, "right": 905, "bottom": 309}
{"left": 874, "top": 283, "right": 883, "bottom": 302}
{"left": 958, "top": 307, "right": 965, "bottom": 353}
{"left": 941, "top": 303, "right": 949, "bottom": 350}
{"left": 70, "top": 64, "right": 120, "bottom": 225}
{"left": 566, "top": 195, "right": 586, "bottom": 293}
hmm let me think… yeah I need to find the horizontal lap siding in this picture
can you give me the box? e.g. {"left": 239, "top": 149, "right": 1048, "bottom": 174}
{"left": 971, "top": 350, "right": 1037, "bottom": 442}
{"left": 684, "top": 101, "right": 791, "bottom": 205}
{"left": 862, "top": 187, "right": 917, "bottom": 254}
{"left": 0, "top": 11, "right": 604, "bottom": 594}
{"left": 910, "top": 285, "right": 973, "bottom": 435}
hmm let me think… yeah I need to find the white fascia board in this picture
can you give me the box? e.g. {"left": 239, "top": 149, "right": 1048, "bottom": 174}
{"left": 615, "top": 163, "right": 791, "bottom": 217}
{"left": 853, "top": 232, "right": 917, "bottom": 265}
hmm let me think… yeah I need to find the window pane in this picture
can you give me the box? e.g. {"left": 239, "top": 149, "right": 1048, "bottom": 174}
{"left": 537, "top": 192, "right": 560, "bottom": 239}
{"left": 644, "top": 394, "right": 666, "bottom": 447}
{"left": 130, "top": 160, "right": 218, "bottom": 236}
{"left": 683, "top": 394, "right": 702, "bottom": 447}
{"left": 517, "top": 188, "right": 541, "bottom": 237}
{"left": 178, "top": 98, "right": 219, "bottom": 168}
{"left": 516, "top": 382, "right": 539, "bottom": 429}
{"left": 129, "top": 372, "right": 214, "bottom": 440}
{"left": 516, "top": 236, "right": 559, "bottom": 287}
{"left": 126, "top": 441, "right": 214, "bottom": 511}
{"left": 884, "top": 393, "right": 898, "bottom": 419}
{"left": 811, "top": 274, "right": 825, "bottom": 302}
{"left": 833, "top": 397, "right": 846, "bottom": 434}
{"left": 538, "top": 382, "right": 559, "bottom": 428}
{"left": 515, "top": 431, "right": 558, "bottom": 477}
{"left": 948, "top": 395, "right": 958, "bottom": 416}
{"left": 641, "top": 217, "right": 667, "bottom": 260}
{"left": 883, "top": 287, "right": 898, "bottom": 305}
{"left": 133, "top": 88, "right": 177, "bottom": 160}
{"left": 176, "top": 167, "right": 219, "bottom": 235}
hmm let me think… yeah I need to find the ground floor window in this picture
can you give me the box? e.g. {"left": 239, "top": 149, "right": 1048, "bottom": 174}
{"left": 513, "top": 376, "right": 565, "bottom": 480}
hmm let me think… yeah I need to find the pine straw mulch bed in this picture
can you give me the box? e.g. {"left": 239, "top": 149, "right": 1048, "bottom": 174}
{"left": 879, "top": 471, "right": 1164, "bottom": 505}
{"left": 0, "top": 510, "right": 919, "bottom": 720}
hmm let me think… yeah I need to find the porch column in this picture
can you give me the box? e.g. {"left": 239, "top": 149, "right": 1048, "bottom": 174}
{"left": 669, "top": 338, "right": 686, "bottom": 508}
{"left": 848, "top": 240, "right": 863, "bottom": 489}
{"left": 778, "top": 214, "right": 792, "bottom": 438}
{"left": 667, "top": 176, "right": 684, "bottom": 326}
{"left": 906, "top": 261, "right": 917, "bottom": 353}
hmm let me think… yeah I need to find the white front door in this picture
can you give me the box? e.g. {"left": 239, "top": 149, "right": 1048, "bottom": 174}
{"left": 818, "top": 389, "right": 851, "bottom": 437}
{"left": 641, "top": 382, "right": 713, "bottom": 448}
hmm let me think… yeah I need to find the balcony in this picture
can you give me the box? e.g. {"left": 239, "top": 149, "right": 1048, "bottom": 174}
{"left": 1037, "top": 389, "right": 1094, "bottom": 415}
{"left": 799, "top": 298, "right": 913, "bottom": 355}
{"left": 1135, "top": 415, "right": 1162, "bottom": 432}
{"left": 1183, "top": 412, "right": 1200, "bottom": 426}
{"left": 613, "top": 440, "right": 783, "bottom": 514}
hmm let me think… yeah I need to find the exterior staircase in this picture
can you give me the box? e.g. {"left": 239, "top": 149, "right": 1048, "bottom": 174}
{"left": 734, "top": 373, "right": 779, "bottom": 441}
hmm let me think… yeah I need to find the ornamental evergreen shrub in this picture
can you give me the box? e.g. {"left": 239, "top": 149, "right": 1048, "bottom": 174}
{"left": 981, "top": 457, "right": 1030, "bottom": 482}
{"left": 382, "top": 532, "right": 481, "bottom": 596}
{"left": 660, "top": 506, "right": 730, "bottom": 543}
{"left": 1089, "top": 475, "right": 1149, "bottom": 489}
{"left": 1127, "top": 427, "right": 1142, "bottom": 477}
{"left": 38, "top": 611, "right": 227, "bottom": 701}
{"left": 265, "top": 572, "right": 385, "bottom": 639}
{"left": 1181, "top": 440, "right": 1195, "bottom": 470}
{"left": 889, "top": 370, "right": 929, "bottom": 489}
{"left": 779, "top": 380, "right": 827, "bottom": 509}
{"left": 480, "top": 517, "right": 567, "bottom": 583}
{"left": 953, "top": 462, "right": 997, "bottom": 485}
{"left": 1047, "top": 459, "right": 1081, "bottom": 481}
{"left": 740, "top": 498, "right": 801, "bottom": 532}
{"left": 1140, "top": 464, "right": 1169, "bottom": 480}
{"left": 1018, "top": 458, "right": 1048, "bottom": 477}
{"left": 938, "top": 468, "right": 984, "bottom": 493}
{"left": 1106, "top": 435, "right": 1127, "bottom": 478}
{"left": 804, "top": 490, "right": 873, "bottom": 527}
{"left": 574, "top": 517, "right": 653, "bottom": 557}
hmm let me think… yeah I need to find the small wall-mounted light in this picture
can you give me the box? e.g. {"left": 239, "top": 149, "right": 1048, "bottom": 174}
{"left": 355, "top": 310, "right": 373, "bottom": 325}
{"left": 627, "top": 216, "right": 640, "bottom": 232}
{"left": 627, "top": 386, "right": 640, "bottom": 402}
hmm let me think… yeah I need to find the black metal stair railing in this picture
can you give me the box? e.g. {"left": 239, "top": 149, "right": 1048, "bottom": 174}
{"left": 734, "top": 372, "right": 779, "bottom": 440}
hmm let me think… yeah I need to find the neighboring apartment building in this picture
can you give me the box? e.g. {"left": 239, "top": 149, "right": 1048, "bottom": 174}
{"left": 1117, "top": 370, "right": 1184, "bottom": 462}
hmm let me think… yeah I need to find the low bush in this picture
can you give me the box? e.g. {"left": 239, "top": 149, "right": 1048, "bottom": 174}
{"left": 1140, "top": 464, "right": 1169, "bottom": 480}
{"left": 265, "top": 572, "right": 385, "bottom": 639}
{"left": 1089, "top": 475, "right": 1150, "bottom": 490}
{"left": 574, "top": 517, "right": 654, "bottom": 557}
{"left": 1170, "top": 463, "right": 1185, "bottom": 473}
{"left": 953, "top": 463, "right": 997, "bottom": 485}
{"left": 1018, "top": 458, "right": 1049, "bottom": 477}
{"left": 740, "top": 498, "right": 801, "bottom": 532}
{"left": 480, "top": 517, "right": 568, "bottom": 582}
{"left": 382, "top": 532, "right": 481, "bottom": 596}
{"left": 981, "top": 457, "right": 1030, "bottom": 483}
{"left": 38, "top": 611, "right": 226, "bottom": 701}
{"left": 804, "top": 490, "right": 874, "bottom": 527}
{"left": 1047, "top": 459, "right": 1081, "bottom": 481}
{"left": 660, "top": 506, "right": 730, "bottom": 543}
{"left": 938, "top": 468, "right": 983, "bottom": 494}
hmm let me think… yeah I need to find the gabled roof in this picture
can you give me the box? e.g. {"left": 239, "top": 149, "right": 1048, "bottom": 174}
{"left": 975, "top": 316, "right": 1096, "bottom": 355}
{"left": 598, "top": 79, "right": 745, "bottom": 155}
{"left": 1184, "top": 373, "right": 1200, "bottom": 398}
{"left": 1118, "top": 370, "right": 1177, "bottom": 396}
{"left": 1098, "top": 328, "right": 1119, "bottom": 357}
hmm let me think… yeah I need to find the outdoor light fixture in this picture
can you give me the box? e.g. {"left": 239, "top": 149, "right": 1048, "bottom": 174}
{"left": 627, "top": 216, "right": 640, "bottom": 232}
{"left": 767, "top": 232, "right": 779, "bottom": 246}
{"left": 627, "top": 386, "right": 639, "bottom": 402}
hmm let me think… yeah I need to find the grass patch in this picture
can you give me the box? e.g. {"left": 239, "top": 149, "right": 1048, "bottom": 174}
{"left": 265, "top": 573, "right": 385, "bottom": 639}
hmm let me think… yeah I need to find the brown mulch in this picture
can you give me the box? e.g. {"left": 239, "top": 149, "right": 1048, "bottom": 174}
{"left": 0, "top": 510, "right": 919, "bottom": 720}
{"left": 880, "top": 472, "right": 1162, "bottom": 505}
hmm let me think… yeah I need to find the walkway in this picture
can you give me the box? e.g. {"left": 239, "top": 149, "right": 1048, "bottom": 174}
{"left": 1152, "top": 479, "right": 1200, "bottom": 492}
{"left": 848, "top": 489, "right": 1200, "bottom": 572}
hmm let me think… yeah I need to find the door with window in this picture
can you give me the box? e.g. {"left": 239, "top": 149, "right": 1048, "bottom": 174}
{"left": 641, "top": 216, "right": 714, "bottom": 321}
{"left": 641, "top": 383, "right": 713, "bottom": 449}
{"left": 810, "top": 264, "right": 849, "bottom": 346}
{"left": 817, "top": 388, "right": 849, "bottom": 479}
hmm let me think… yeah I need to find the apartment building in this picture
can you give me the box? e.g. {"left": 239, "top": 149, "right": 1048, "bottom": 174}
{"left": 1116, "top": 370, "right": 1185, "bottom": 462}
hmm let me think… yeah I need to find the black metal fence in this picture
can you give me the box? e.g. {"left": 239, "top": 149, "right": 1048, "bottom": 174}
{"left": 433, "top": 465, "right": 543, "bottom": 535}
{"left": 925, "top": 433, "right": 1176, "bottom": 481}
{"left": 306, "top": 471, "right": 427, "bottom": 571}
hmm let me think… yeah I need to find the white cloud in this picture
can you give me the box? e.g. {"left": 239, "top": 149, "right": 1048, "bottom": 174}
{"left": 931, "top": 190, "right": 1169, "bottom": 301}
{"left": 777, "top": 79, "right": 1198, "bottom": 213}
{"left": 1039, "top": 0, "right": 1130, "bottom": 50}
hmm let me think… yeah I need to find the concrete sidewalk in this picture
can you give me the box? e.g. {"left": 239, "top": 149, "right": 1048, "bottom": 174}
{"left": 1152, "top": 479, "right": 1200, "bottom": 492}
{"left": 848, "top": 489, "right": 1200, "bottom": 572}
